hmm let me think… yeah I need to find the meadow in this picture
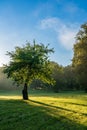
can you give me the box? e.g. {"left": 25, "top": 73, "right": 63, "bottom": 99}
{"left": 0, "top": 90, "right": 87, "bottom": 130}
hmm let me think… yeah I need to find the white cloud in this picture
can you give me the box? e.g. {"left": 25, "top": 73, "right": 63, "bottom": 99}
{"left": 40, "top": 17, "right": 79, "bottom": 50}
{"left": 40, "top": 17, "right": 61, "bottom": 29}
{"left": 57, "top": 25, "right": 78, "bottom": 50}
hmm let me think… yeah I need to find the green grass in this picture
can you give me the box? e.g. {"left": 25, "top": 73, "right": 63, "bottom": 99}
{"left": 0, "top": 90, "right": 87, "bottom": 130}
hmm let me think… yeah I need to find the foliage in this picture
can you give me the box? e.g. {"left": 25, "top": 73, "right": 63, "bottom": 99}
{"left": 49, "top": 61, "right": 64, "bottom": 92}
{"left": 47, "top": 62, "right": 79, "bottom": 92}
{"left": 3, "top": 41, "right": 54, "bottom": 86}
{"left": 72, "top": 23, "right": 87, "bottom": 92}
{"left": 63, "top": 65, "right": 80, "bottom": 90}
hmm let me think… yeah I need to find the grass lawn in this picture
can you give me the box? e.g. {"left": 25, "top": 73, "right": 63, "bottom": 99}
{"left": 0, "top": 90, "right": 87, "bottom": 130}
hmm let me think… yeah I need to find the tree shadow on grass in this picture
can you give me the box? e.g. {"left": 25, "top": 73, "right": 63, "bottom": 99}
{"left": 57, "top": 100, "right": 87, "bottom": 107}
{"left": 0, "top": 99, "right": 87, "bottom": 130}
{"left": 29, "top": 99, "right": 87, "bottom": 116}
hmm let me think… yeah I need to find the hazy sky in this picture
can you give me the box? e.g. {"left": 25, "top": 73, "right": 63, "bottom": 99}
{"left": 0, "top": 0, "right": 87, "bottom": 66}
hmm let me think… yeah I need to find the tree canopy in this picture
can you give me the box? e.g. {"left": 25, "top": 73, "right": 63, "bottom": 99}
{"left": 72, "top": 23, "right": 87, "bottom": 92}
{"left": 4, "top": 41, "right": 54, "bottom": 86}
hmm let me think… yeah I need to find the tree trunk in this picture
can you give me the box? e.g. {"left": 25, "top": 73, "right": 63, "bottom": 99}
{"left": 22, "top": 83, "right": 28, "bottom": 100}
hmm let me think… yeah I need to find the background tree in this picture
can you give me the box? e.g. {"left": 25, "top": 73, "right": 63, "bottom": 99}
{"left": 72, "top": 23, "right": 87, "bottom": 92}
{"left": 63, "top": 65, "right": 80, "bottom": 91}
{"left": 49, "top": 61, "right": 64, "bottom": 92}
{"left": 3, "top": 41, "right": 54, "bottom": 99}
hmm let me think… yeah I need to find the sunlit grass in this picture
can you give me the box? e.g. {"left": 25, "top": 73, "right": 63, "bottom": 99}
{"left": 29, "top": 94, "right": 87, "bottom": 126}
{"left": 0, "top": 95, "right": 21, "bottom": 100}
{"left": 0, "top": 90, "right": 87, "bottom": 130}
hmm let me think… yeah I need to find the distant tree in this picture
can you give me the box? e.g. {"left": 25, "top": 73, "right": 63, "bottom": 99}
{"left": 3, "top": 41, "right": 54, "bottom": 99}
{"left": 63, "top": 65, "right": 80, "bottom": 90}
{"left": 50, "top": 62, "right": 80, "bottom": 92}
{"left": 72, "top": 23, "right": 87, "bottom": 92}
{"left": 49, "top": 61, "right": 64, "bottom": 92}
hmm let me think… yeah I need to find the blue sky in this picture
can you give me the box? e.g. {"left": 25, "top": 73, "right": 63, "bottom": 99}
{"left": 0, "top": 0, "right": 87, "bottom": 66}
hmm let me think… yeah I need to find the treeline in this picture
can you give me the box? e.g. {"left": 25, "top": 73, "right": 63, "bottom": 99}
{"left": 0, "top": 62, "right": 80, "bottom": 92}
{"left": 30, "top": 61, "right": 80, "bottom": 92}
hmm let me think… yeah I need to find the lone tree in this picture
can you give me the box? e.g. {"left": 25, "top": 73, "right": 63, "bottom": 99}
{"left": 72, "top": 23, "right": 87, "bottom": 92}
{"left": 3, "top": 41, "right": 54, "bottom": 99}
